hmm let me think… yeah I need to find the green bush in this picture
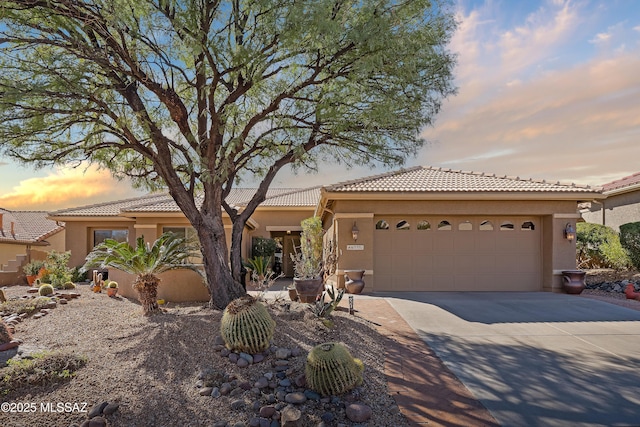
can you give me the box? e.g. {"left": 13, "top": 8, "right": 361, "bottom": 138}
{"left": 44, "top": 251, "right": 73, "bottom": 289}
{"left": 576, "top": 223, "right": 630, "bottom": 269}
{"left": 620, "top": 222, "right": 640, "bottom": 270}
{"left": 0, "top": 297, "right": 51, "bottom": 316}
{"left": 251, "top": 237, "right": 277, "bottom": 258}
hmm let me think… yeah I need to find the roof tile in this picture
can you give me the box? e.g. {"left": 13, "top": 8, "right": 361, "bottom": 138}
{"left": 324, "top": 166, "right": 600, "bottom": 193}
{"left": 0, "top": 209, "right": 64, "bottom": 244}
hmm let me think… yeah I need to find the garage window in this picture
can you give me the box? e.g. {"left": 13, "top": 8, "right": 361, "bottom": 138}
{"left": 480, "top": 220, "right": 494, "bottom": 231}
{"left": 438, "top": 220, "right": 451, "bottom": 231}
{"left": 521, "top": 221, "right": 535, "bottom": 231}
{"left": 375, "top": 220, "right": 390, "bottom": 230}
{"left": 500, "top": 221, "right": 515, "bottom": 230}
{"left": 396, "top": 220, "right": 410, "bottom": 230}
{"left": 417, "top": 220, "right": 431, "bottom": 230}
{"left": 458, "top": 221, "right": 473, "bottom": 231}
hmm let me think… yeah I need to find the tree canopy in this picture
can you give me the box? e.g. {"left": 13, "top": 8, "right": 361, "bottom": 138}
{"left": 0, "top": 0, "right": 457, "bottom": 308}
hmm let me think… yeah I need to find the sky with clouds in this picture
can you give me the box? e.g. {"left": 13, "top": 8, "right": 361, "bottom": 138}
{"left": 1, "top": 0, "right": 639, "bottom": 210}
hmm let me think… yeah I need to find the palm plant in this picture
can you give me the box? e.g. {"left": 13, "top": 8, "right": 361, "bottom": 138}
{"left": 83, "top": 233, "right": 198, "bottom": 315}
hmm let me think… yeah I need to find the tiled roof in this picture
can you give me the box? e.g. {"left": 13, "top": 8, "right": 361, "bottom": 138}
{"left": 601, "top": 172, "right": 640, "bottom": 193}
{"left": 258, "top": 187, "right": 320, "bottom": 207}
{"left": 0, "top": 209, "right": 64, "bottom": 244}
{"left": 50, "top": 188, "right": 320, "bottom": 217}
{"left": 324, "top": 166, "right": 601, "bottom": 194}
{"left": 50, "top": 193, "right": 172, "bottom": 217}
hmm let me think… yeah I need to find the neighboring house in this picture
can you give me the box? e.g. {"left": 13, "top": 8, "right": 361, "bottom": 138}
{"left": 0, "top": 208, "right": 66, "bottom": 286}
{"left": 580, "top": 172, "right": 640, "bottom": 231}
{"left": 49, "top": 166, "right": 602, "bottom": 301}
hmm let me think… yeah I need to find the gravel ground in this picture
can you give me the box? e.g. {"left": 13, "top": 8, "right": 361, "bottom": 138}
{"left": 0, "top": 284, "right": 407, "bottom": 427}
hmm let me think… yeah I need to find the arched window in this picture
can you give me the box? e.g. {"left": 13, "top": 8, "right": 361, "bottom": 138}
{"left": 458, "top": 220, "right": 473, "bottom": 231}
{"left": 375, "top": 220, "right": 390, "bottom": 230}
{"left": 417, "top": 220, "right": 431, "bottom": 230}
{"left": 438, "top": 220, "right": 452, "bottom": 231}
{"left": 479, "top": 220, "right": 494, "bottom": 231}
{"left": 521, "top": 221, "right": 535, "bottom": 231}
{"left": 396, "top": 220, "right": 410, "bottom": 230}
{"left": 500, "top": 221, "right": 514, "bottom": 231}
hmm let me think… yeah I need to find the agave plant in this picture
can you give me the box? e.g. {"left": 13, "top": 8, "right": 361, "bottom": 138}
{"left": 83, "top": 232, "right": 198, "bottom": 315}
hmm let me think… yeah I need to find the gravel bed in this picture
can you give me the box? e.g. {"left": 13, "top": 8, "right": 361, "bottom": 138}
{"left": 1, "top": 284, "right": 408, "bottom": 427}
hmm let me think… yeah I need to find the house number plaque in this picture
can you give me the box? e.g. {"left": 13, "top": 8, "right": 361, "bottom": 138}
{"left": 346, "top": 244, "right": 364, "bottom": 250}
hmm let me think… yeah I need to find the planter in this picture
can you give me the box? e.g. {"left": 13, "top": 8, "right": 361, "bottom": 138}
{"left": 107, "top": 287, "right": 118, "bottom": 297}
{"left": 26, "top": 275, "right": 37, "bottom": 286}
{"left": 561, "top": 270, "right": 586, "bottom": 294}
{"left": 92, "top": 284, "right": 102, "bottom": 293}
{"left": 345, "top": 270, "right": 366, "bottom": 294}
{"left": 293, "top": 277, "right": 323, "bottom": 303}
{"left": 288, "top": 288, "right": 299, "bottom": 302}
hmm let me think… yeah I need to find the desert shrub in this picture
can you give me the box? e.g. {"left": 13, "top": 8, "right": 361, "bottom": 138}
{"left": 251, "top": 237, "right": 277, "bottom": 258}
{"left": 44, "top": 251, "right": 73, "bottom": 289}
{"left": 620, "top": 222, "right": 640, "bottom": 270}
{"left": 70, "top": 266, "right": 87, "bottom": 283}
{"left": 576, "top": 223, "right": 630, "bottom": 269}
{"left": 0, "top": 297, "right": 51, "bottom": 316}
{"left": 0, "top": 351, "right": 86, "bottom": 396}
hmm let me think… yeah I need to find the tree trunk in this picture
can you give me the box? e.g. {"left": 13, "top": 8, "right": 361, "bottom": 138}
{"left": 133, "top": 273, "right": 160, "bottom": 316}
{"left": 196, "top": 217, "right": 246, "bottom": 309}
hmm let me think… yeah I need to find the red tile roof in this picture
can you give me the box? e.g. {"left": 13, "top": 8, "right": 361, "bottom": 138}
{"left": 601, "top": 172, "right": 640, "bottom": 193}
{"left": 0, "top": 209, "right": 64, "bottom": 245}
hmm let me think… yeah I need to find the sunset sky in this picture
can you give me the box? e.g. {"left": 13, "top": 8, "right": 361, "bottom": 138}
{"left": 1, "top": 0, "right": 639, "bottom": 211}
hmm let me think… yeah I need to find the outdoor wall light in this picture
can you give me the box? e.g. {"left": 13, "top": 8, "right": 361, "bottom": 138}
{"left": 564, "top": 223, "right": 576, "bottom": 242}
{"left": 351, "top": 222, "right": 359, "bottom": 242}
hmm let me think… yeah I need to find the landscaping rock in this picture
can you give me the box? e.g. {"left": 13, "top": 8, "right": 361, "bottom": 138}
{"left": 280, "top": 405, "right": 302, "bottom": 427}
{"left": 230, "top": 399, "right": 245, "bottom": 410}
{"left": 87, "top": 402, "right": 108, "bottom": 418}
{"left": 88, "top": 417, "right": 107, "bottom": 427}
{"left": 199, "top": 387, "right": 214, "bottom": 396}
{"left": 211, "top": 387, "right": 221, "bottom": 398}
{"left": 346, "top": 403, "right": 372, "bottom": 423}
{"left": 102, "top": 403, "right": 119, "bottom": 415}
{"left": 284, "top": 392, "right": 307, "bottom": 404}
{"left": 259, "top": 405, "right": 276, "bottom": 418}
{"left": 237, "top": 357, "right": 249, "bottom": 367}
{"left": 253, "top": 354, "right": 265, "bottom": 363}
{"left": 275, "top": 348, "right": 291, "bottom": 359}
{"left": 254, "top": 376, "right": 269, "bottom": 389}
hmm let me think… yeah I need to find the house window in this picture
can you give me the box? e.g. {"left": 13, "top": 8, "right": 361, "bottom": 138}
{"left": 396, "top": 220, "right": 410, "bottom": 230}
{"left": 162, "top": 227, "right": 202, "bottom": 263}
{"left": 500, "top": 221, "right": 514, "bottom": 230}
{"left": 94, "top": 229, "right": 128, "bottom": 246}
{"left": 458, "top": 221, "right": 473, "bottom": 231}
{"left": 480, "top": 220, "right": 494, "bottom": 231}
{"left": 521, "top": 221, "right": 535, "bottom": 231}
{"left": 437, "top": 220, "right": 451, "bottom": 231}
{"left": 417, "top": 220, "right": 431, "bottom": 230}
{"left": 375, "top": 220, "right": 390, "bottom": 230}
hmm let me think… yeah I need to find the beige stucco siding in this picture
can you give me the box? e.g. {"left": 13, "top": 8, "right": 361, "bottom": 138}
{"left": 64, "top": 220, "right": 136, "bottom": 267}
{"left": 581, "top": 191, "right": 640, "bottom": 232}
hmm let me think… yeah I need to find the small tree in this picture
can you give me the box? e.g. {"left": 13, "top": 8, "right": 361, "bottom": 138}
{"left": 83, "top": 233, "right": 198, "bottom": 315}
{"left": 44, "top": 251, "right": 73, "bottom": 289}
{"left": 620, "top": 222, "right": 640, "bottom": 270}
{"left": 576, "top": 223, "right": 630, "bottom": 269}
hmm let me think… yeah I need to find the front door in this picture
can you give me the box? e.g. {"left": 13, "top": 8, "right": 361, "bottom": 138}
{"left": 283, "top": 234, "right": 301, "bottom": 277}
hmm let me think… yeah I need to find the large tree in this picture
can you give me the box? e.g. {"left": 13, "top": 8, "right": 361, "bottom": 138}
{"left": 0, "top": 0, "right": 457, "bottom": 308}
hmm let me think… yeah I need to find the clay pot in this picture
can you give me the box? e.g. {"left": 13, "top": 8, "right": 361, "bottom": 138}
{"left": 561, "top": 270, "right": 586, "bottom": 294}
{"left": 107, "top": 287, "right": 118, "bottom": 297}
{"left": 293, "top": 278, "right": 323, "bottom": 303}
{"left": 345, "top": 270, "right": 366, "bottom": 294}
{"left": 26, "top": 275, "right": 37, "bottom": 286}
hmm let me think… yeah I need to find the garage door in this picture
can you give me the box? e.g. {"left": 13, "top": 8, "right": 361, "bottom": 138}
{"left": 373, "top": 216, "right": 541, "bottom": 291}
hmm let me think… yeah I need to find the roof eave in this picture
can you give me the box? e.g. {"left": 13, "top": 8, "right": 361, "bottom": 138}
{"left": 603, "top": 182, "right": 640, "bottom": 196}
{"left": 320, "top": 190, "right": 605, "bottom": 201}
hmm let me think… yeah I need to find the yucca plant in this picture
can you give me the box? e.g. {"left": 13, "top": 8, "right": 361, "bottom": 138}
{"left": 82, "top": 233, "right": 198, "bottom": 315}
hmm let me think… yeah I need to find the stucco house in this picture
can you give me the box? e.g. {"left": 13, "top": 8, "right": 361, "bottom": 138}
{"left": 0, "top": 209, "right": 66, "bottom": 285}
{"left": 580, "top": 172, "right": 640, "bottom": 231}
{"left": 48, "top": 166, "right": 602, "bottom": 301}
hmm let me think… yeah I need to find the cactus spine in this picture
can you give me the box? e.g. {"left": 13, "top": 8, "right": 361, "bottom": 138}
{"left": 305, "top": 342, "right": 364, "bottom": 396}
{"left": 220, "top": 295, "right": 275, "bottom": 354}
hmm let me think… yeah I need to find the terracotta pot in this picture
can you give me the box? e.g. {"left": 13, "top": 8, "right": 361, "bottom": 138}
{"left": 26, "top": 275, "right": 37, "bottom": 286}
{"left": 107, "top": 287, "right": 118, "bottom": 297}
{"left": 293, "top": 278, "right": 323, "bottom": 303}
{"left": 561, "top": 270, "right": 586, "bottom": 294}
{"left": 93, "top": 285, "right": 102, "bottom": 293}
{"left": 345, "top": 270, "right": 366, "bottom": 294}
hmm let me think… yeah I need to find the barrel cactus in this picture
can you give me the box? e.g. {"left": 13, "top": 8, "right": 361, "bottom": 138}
{"left": 306, "top": 342, "right": 364, "bottom": 396}
{"left": 0, "top": 319, "right": 13, "bottom": 344}
{"left": 38, "top": 283, "right": 54, "bottom": 296}
{"left": 220, "top": 295, "right": 275, "bottom": 354}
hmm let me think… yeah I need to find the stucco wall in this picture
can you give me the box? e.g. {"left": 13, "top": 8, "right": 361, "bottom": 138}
{"left": 65, "top": 220, "right": 136, "bottom": 267}
{"left": 109, "top": 268, "right": 210, "bottom": 303}
{"left": 581, "top": 191, "right": 640, "bottom": 231}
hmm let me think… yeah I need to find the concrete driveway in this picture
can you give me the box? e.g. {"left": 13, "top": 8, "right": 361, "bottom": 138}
{"left": 378, "top": 292, "right": 640, "bottom": 427}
